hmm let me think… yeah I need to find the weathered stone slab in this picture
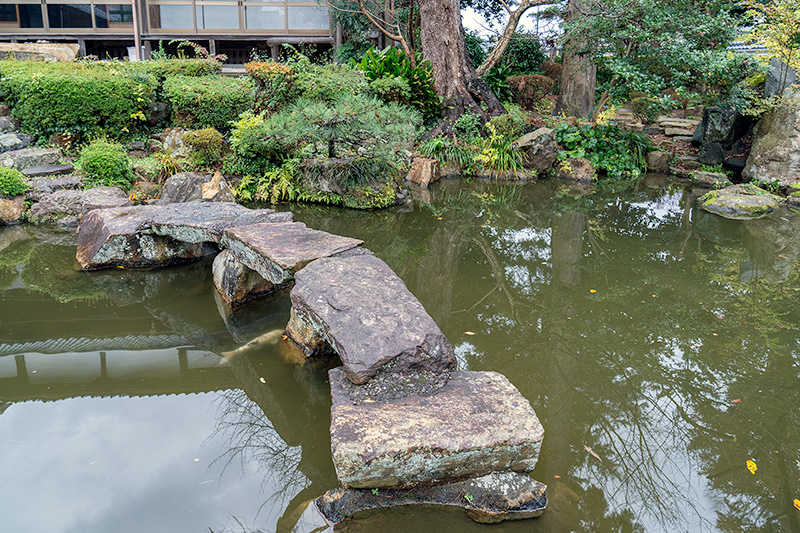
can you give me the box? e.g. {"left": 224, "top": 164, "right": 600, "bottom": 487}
{"left": 329, "top": 368, "right": 544, "bottom": 488}
{"left": 287, "top": 253, "right": 455, "bottom": 384}
{"left": 25, "top": 176, "right": 83, "bottom": 202}
{"left": 212, "top": 248, "right": 282, "bottom": 307}
{"left": 0, "top": 116, "right": 19, "bottom": 134}
{"left": 0, "top": 147, "right": 61, "bottom": 170}
{"left": 698, "top": 183, "right": 782, "bottom": 220}
{"left": 0, "top": 43, "right": 79, "bottom": 62}
{"left": 158, "top": 171, "right": 234, "bottom": 204}
{"left": 317, "top": 472, "right": 547, "bottom": 525}
{"left": 28, "top": 186, "right": 130, "bottom": 225}
{"left": 222, "top": 222, "right": 363, "bottom": 286}
{"left": 0, "top": 132, "right": 34, "bottom": 152}
{"left": 22, "top": 164, "right": 74, "bottom": 178}
{"left": 76, "top": 202, "right": 292, "bottom": 270}
{"left": 664, "top": 127, "right": 695, "bottom": 137}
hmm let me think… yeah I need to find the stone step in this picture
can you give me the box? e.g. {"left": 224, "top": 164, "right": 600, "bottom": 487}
{"left": 664, "top": 127, "right": 696, "bottom": 136}
{"left": 286, "top": 253, "right": 456, "bottom": 385}
{"left": 658, "top": 117, "right": 700, "bottom": 128}
{"left": 329, "top": 368, "right": 544, "bottom": 488}
{"left": 76, "top": 202, "right": 291, "bottom": 270}
{"left": 22, "top": 163, "right": 74, "bottom": 178}
{"left": 0, "top": 147, "right": 61, "bottom": 170}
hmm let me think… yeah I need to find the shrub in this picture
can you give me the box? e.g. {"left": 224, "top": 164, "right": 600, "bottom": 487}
{"left": 182, "top": 127, "right": 225, "bottom": 168}
{"left": 293, "top": 63, "right": 370, "bottom": 103}
{"left": 162, "top": 75, "right": 254, "bottom": 132}
{"left": 465, "top": 30, "right": 487, "bottom": 68}
{"left": 354, "top": 47, "right": 441, "bottom": 120}
{"left": 228, "top": 111, "right": 294, "bottom": 176}
{"left": 77, "top": 140, "right": 135, "bottom": 189}
{"left": 486, "top": 108, "right": 529, "bottom": 140}
{"left": 245, "top": 61, "right": 295, "bottom": 111}
{"left": 0, "top": 167, "right": 29, "bottom": 198}
{"left": 118, "top": 58, "right": 221, "bottom": 79}
{"left": 555, "top": 124, "right": 652, "bottom": 179}
{"left": 503, "top": 32, "right": 546, "bottom": 75}
{"left": 507, "top": 74, "right": 554, "bottom": 110}
{"left": 0, "top": 61, "right": 156, "bottom": 139}
{"left": 369, "top": 75, "right": 411, "bottom": 104}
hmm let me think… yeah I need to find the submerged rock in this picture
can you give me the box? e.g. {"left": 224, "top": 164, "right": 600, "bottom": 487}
{"left": 76, "top": 202, "right": 291, "bottom": 270}
{"left": 329, "top": 368, "right": 544, "bottom": 489}
{"left": 698, "top": 183, "right": 782, "bottom": 220}
{"left": 286, "top": 252, "right": 455, "bottom": 384}
{"left": 317, "top": 472, "right": 547, "bottom": 525}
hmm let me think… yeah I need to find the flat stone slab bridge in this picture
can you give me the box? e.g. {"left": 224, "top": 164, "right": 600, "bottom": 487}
{"left": 76, "top": 202, "right": 547, "bottom": 525}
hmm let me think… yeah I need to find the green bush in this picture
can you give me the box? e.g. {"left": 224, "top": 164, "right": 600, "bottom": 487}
{"left": 465, "top": 30, "right": 487, "bottom": 68}
{"left": 293, "top": 63, "right": 370, "bottom": 103}
{"left": 555, "top": 124, "right": 652, "bottom": 179}
{"left": 162, "top": 75, "right": 254, "bottom": 132}
{"left": 78, "top": 140, "right": 135, "bottom": 189}
{"left": 353, "top": 47, "right": 441, "bottom": 121}
{"left": 369, "top": 75, "right": 411, "bottom": 104}
{"left": 121, "top": 58, "right": 222, "bottom": 79}
{"left": 0, "top": 61, "right": 156, "bottom": 139}
{"left": 182, "top": 127, "right": 225, "bottom": 168}
{"left": 0, "top": 167, "right": 29, "bottom": 198}
{"left": 502, "top": 32, "right": 546, "bottom": 75}
{"left": 245, "top": 61, "right": 295, "bottom": 111}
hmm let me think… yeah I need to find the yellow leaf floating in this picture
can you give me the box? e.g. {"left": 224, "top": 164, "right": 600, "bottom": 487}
{"left": 465, "top": 331, "right": 476, "bottom": 336}
{"left": 590, "top": 289, "right": 597, "bottom": 293}
{"left": 794, "top": 499, "right": 800, "bottom": 512}
{"left": 747, "top": 460, "right": 757, "bottom": 475}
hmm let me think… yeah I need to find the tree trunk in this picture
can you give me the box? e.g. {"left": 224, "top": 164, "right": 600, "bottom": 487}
{"left": 418, "top": 0, "right": 506, "bottom": 130}
{"left": 554, "top": 0, "right": 596, "bottom": 119}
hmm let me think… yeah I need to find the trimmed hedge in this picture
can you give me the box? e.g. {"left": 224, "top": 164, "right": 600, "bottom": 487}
{"left": 162, "top": 75, "right": 254, "bottom": 132}
{"left": 0, "top": 61, "right": 156, "bottom": 138}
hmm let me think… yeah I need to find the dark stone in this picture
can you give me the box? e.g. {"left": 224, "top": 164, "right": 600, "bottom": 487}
{"left": 724, "top": 156, "right": 748, "bottom": 173}
{"left": 221, "top": 221, "right": 363, "bottom": 286}
{"left": 0, "top": 132, "right": 34, "bottom": 153}
{"left": 691, "top": 171, "right": 732, "bottom": 189}
{"left": 512, "top": 127, "right": 557, "bottom": 174}
{"left": 698, "top": 184, "right": 783, "bottom": 220}
{"left": 317, "top": 472, "right": 548, "bottom": 525}
{"left": 0, "top": 116, "right": 19, "bottom": 133}
{"left": 700, "top": 106, "right": 753, "bottom": 147}
{"left": 329, "top": 368, "right": 544, "bottom": 488}
{"left": 158, "top": 171, "right": 234, "bottom": 204}
{"left": 126, "top": 140, "right": 146, "bottom": 151}
{"left": 698, "top": 142, "right": 725, "bottom": 166}
{"left": 286, "top": 253, "right": 456, "bottom": 385}
{"left": 76, "top": 202, "right": 291, "bottom": 270}
{"left": 22, "top": 164, "right": 74, "bottom": 178}
{"left": 691, "top": 120, "right": 704, "bottom": 146}
{"left": 553, "top": 157, "right": 596, "bottom": 182}
{"left": 28, "top": 186, "right": 131, "bottom": 225}
{"left": 646, "top": 151, "right": 670, "bottom": 173}
{"left": 146, "top": 102, "right": 169, "bottom": 127}
{"left": 25, "top": 175, "right": 83, "bottom": 202}
{"left": 645, "top": 125, "right": 665, "bottom": 136}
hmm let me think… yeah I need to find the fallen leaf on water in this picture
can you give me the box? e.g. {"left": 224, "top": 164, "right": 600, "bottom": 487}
{"left": 464, "top": 331, "right": 476, "bottom": 336}
{"left": 794, "top": 499, "right": 800, "bottom": 511}
{"left": 747, "top": 459, "right": 757, "bottom": 475}
{"left": 363, "top": 398, "right": 376, "bottom": 403}
{"left": 779, "top": 254, "right": 788, "bottom": 259}
{"left": 590, "top": 289, "right": 597, "bottom": 293}
{"left": 732, "top": 399, "right": 741, "bottom": 404}
{"left": 259, "top": 377, "right": 266, "bottom": 384}
{"left": 117, "top": 266, "right": 124, "bottom": 269}
{"left": 583, "top": 444, "right": 602, "bottom": 461}
{"left": 554, "top": 475, "right": 561, "bottom": 479}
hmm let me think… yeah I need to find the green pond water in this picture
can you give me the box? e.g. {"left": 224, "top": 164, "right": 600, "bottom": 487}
{"left": 1, "top": 177, "right": 799, "bottom": 532}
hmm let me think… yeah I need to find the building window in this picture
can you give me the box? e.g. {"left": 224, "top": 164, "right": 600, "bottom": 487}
{"left": 287, "top": 5, "right": 328, "bottom": 31}
{"left": 195, "top": 4, "right": 239, "bottom": 30}
{"left": 94, "top": 4, "right": 133, "bottom": 28}
{"left": 149, "top": 4, "right": 194, "bottom": 30}
{"left": 245, "top": 4, "right": 284, "bottom": 30}
{"left": 0, "top": 5, "right": 17, "bottom": 22}
{"left": 47, "top": 4, "right": 94, "bottom": 29}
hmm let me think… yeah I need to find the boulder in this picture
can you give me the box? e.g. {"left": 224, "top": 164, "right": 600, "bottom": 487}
{"left": 25, "top": 175, "right": 83, "bottom": 202}
{"left": 553, "top": 157, "right": 596, "bottom": 182}
{"left": 329, "top": 368, "right": 544, "bottom": 488}
{"left": 159, "top": 172, "right": 233, "bottom": 204}
{"left": 0, "top": 105, "right": 9, "bottom": 117}
{"left": 221, "top": 221, "right": 363, "bottom": 286}
{"left": 513, "top": 128, "right": 557, "bottom": 174}
{"left": 0, "top": 42, "right": 79, "bottom": 62}
{"left": 691, "top": 171, "right": 732, "bottom": 189}
{"left": 675, "top": 155, "right": 701, "bottom": 170}
{"left": 0, "top": 196, "right": 25, "bottom": 225}
{"left": 698, "top": 184, "right": 783, "bottom": 220}
{"left": 212, "top": 249, "right": 278, "bottom": 308}
{"left": 405, "top": 156, "right": 440, "bottom": 188}
{"left": 0, "top": 132, "right": 34, "bottom": 152}
{"left": 28, "top": 186, "right": 130, "bottom": 225}
{"left": 317, "top": 472, "right": 548, "bottom": 524}
{"left": 76, "top": 202, "right": 292, "bottom": 270}
{"left": 694, "top": 106, "right": 754, "bottom": 172}
{"left": 646, "top": 150, "right": 671, "bottom": 173}
{"left": 286, "top": 252, "right": 456, "bottom": 384}
{"left": 742, "top": 88, "right": 800, "bottom": 188}
{"left": 22, "top": 164, "right": 74, "bottom": 178}
{"left": 0, "top": 116, "right": 19, "bottom": 133}
{"left": 0, "top": 148, "right": 61, "bottom": 171}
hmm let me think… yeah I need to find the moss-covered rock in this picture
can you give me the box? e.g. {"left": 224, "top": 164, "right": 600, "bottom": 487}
{"left": 743, "top": 88, "right": 800, "bottom": 187}
{"left": 698, "top": 183, "right": 783, "bottom": 220}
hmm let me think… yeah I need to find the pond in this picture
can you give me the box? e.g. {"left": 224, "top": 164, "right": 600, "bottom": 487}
{"left": 1, "top": 176, "right": 799, "bottom": 532}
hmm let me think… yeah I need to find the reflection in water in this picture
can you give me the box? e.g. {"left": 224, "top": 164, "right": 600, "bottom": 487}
{"left": 1, "top": 180, "right": 800, "bottom": 532}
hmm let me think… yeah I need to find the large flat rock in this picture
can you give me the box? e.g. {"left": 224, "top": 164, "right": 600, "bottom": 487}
{"left": 76, "top": 202, "right": 292, "bottom": 270}
{"left": 329, "top": 368, "right": 544, "bottom": 488}
{"left": 317, "top": 472, "right": 547, "bottom": 524}
{"left": 28, "top": 186, "right": 129, "bottom": 224}
{"left": 286, "top": 253, "right": 455, "bottom": 384}
{"left": 698, "top": 183, "right": 782, "bottom": 220}
{"left": 0, "top": 147, "right": 61, "bottom": 170}
{"left": 221, "top": 222, "right": 363, "bottom": 285}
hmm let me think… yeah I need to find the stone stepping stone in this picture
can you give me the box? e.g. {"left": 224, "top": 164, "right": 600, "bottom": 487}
{"left": 286, "top": 253, "right": 456, "bottom": 384}
{"left": 221, "top": 222, "right": 363, "bottom": 286}
{"left": 29, "top": 186, "right": 129, "bottom": 225}
{"left": 329, "top": 368, "right": 544, "bottom": 488}
{"left": 316, "top": 471, "right": 548, "bottom": 524}
{"left": 664, "top": 127, "right": 695, "bottom": 136}
{"left": 77, "top": 202, "right": 292, "bottom": 270}
{"left": 698, "top": 183, "right": 782, "bottom": 220}
{"left": 22, "top": 164, "right": 74, "bottom": 177}
{"left": 0, "top": 147, "right": 61, "bottom": 170}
